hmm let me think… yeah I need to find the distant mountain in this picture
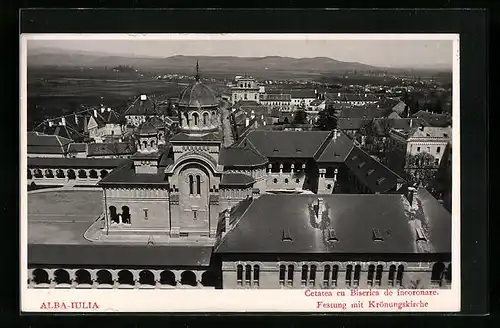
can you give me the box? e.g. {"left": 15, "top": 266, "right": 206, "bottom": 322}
{"left": 27, "top": 48, "right": 380, "bottom": 75}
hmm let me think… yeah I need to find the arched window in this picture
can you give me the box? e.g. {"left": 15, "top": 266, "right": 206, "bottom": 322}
{"left": 345, "top": 265, "right": 353, "bottom": 286}
{"left": 118, "top": 270, "right": 134, "bottom": 285}
{"left": 273, "top": 178, "right": 277, "bottom": 184}
{"left": 323, "top": 265, "right": 331, "bottom": 286}
{"left": 301, "top": 265, "right": 308, "bottom": 286}
{"left": 353, "top": 265, "right": 361, "bottom": 286}
{"left": 284, "top": 178, "right": 289, "bottom": 184}
{"left": 96, "top": 270, "right": 113, "bottom": 285}
{"left": 367, "top": 265, "right": 375, "bottom": 286}
{"left": 375, "top": 265, "right": 383, "bottom": 286}
{"left": 32, "top": 269, "right": 49, "bottom": 285}
{"left": 287, "top": 265, "right": 294, "bottom": 286}
{"left": 100, "top": 170, "right": 108, "bottom": 179}
{"left": 201, "top": 271, "right": 216, "bottom": 287}
{"left": 142, "top": 140, "right": 148, "bottom": 149}
{"left": 75, "top": 269, "right": 92, "bottom": 285}
{"left": 78, "top": 169, "right": 87, "bottom": 178}
{"left": 189, "top": 175, "right": 194, "bottom": 195}
{"left": 245, "top": 265, "right": 252, "bottom": 286}
{"left": 181, "top": 271, "right": 197, "bottom": 286}
{"left": 44, "top": 169, "right": 54, "bottom": 178}
{"left": 388, "top": 265, "right": 396, "bottom": 286}
{"left": 253, "top": 265, "right": 260, "bottom": 285}
{"left": 139, "top": 270, "right": 155, "bottom": 286}
{"left": 150, "top": 140, "right": 156, "bottom": 148}
{"left": 192, "top": 113, "right": 199, "bottom": 126}
{"left": 121, "top": 206, "right": 131, "bottom": 224}
{"left": 56, "top": 169, "right": 65, "bottom": 178}
{"left": 196, "top": 175, "right": 201, "bottom": 195}
{"left": 431, "top": 262, "right": 445, "bottom": 284}
{"left": 159, "top": 133, "right": 163, "bottom": 141}
{"left": 160, "top": 271, "right": 176, "bottom": 286}
{"left": 310, "top": 265, "right": 317, "bottom": 286}
{"left": 236, "top": 265, "right": 243, "bottom": 285}
{"left": 54, "top": 269, "right": 71, "bottom": 285}
{"left": 332, "top": 265, "right": 339, "bottom": 286}
{"left": 279, "top": 265, "right": 286, "bottom": 285}
{"left": 396, "top": 265, "right": 404, "bottom": 286}
{"left": 203, "top": 112, "right": 209, "bottom": 125}
{"left": 89, "top": 170, "right": 98, "bottom": 179}
{"left": 34, "top": 169, "right": 43, "bottom": 178}
{"left": 67, "top": 169, "right": 76, "bottom": 180}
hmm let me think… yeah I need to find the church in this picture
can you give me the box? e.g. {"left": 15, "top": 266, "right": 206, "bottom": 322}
{"left": 27, "top": 64, "right": 452, "bottom": 290}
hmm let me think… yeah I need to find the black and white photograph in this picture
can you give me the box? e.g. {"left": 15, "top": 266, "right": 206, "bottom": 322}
{"left": 20, "top": 33, "right": 459, "bottom": 312}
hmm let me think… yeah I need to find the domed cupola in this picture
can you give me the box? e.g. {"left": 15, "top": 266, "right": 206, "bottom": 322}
{"left": 136, "top": 120, "right": 159, "bottom": 153}
{"left": 177, "top": 61, "right": 220, "bottom": 135}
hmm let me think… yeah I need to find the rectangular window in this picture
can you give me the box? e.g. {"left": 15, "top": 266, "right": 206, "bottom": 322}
{"left": 417, "top": 147, "right": 421, "bottom": 152}
{"left": 427, "top": 147, "right": 431, "bottom": 152}
{"left": 179, "top": 232, "right": 189, "bottom": 237}
{"left": 193, "top": 210, "right": 197, "bottom": 220}
{"left": 437, "top": 146, "right": 441, "bottom": 153}
{"left": 253, "top": 265, "right": 260, "bottom": 287}
{"left": 143, "top": 209, "right": 148, "bottom": 220}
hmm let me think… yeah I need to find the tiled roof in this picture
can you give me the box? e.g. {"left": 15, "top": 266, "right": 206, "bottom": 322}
{"left": 97, "top": 160, "right": 169, "bottom": 187}
{"left": 388, "top": 112, "right": 401, "bottom": 119}
{"left": 215, "top": 192, "right": 450, "bottom": 254}
{"left": 67, "top": 143, "right": 87, "bottom": 153}
{"left": 220, "top": 173, "right": 255, "bottom": 187}
{"left": 410, "top": 126, "right": 452, "bottom": 139}
{"left": 412, "top": 110, "right": 452, "bottom": 127}
{"left": 27, "top": 157, "right": 127, "bottom": 168}
{"left": 345, "top": 146, "right": 407, "bottom": 193}
{"left": 216, "top": 197, "right": 254, "bottom": 236}
{"left": 138, "top": 120, "right": 158, "bottom": 135}
{"left": 124, "top": 95, "right": 157, "bottom": 116}
{"left": 219, "top": 141, "right": 268, "bottom": 167}
{"left": 316, "top": 132, "right": 355, "bottom": 163}
{"left": 87, "top": 142, "right": 136, "bottom": 157}
{"left": 177, "top": 81, "right": 218, "bottom": 108}
{"left": 28, "top": 244, "right": 213, "bottom": 267}
{"left": 27, "top": 132, "right": 73, "bottom": 154}
{"left": 290, "top": 90, "right": 316, "bottom": 99}
{"left": 240, "top": 130, "right": 331, "bottom": 158}
{"left": 325, "top": 93, "right": 379, "bottom": 102}
{"left": 339, "top": 107, "right": 387, "bottom": 119}
{"left": 372, "top": 118, "right": 425, "bottom": 135}
{"left": 337, "top": 118, "right": 372, "bottom": 130}
{"left": 260, "top": 93, "right": 292, "bottom": 102}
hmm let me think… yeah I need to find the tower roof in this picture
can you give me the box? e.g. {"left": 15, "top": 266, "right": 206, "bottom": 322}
{"left": 137, "top": 120, "right": 158, "bottom": 135}
{"left": 177, "top": 61, "right": 218, "bottom": 108}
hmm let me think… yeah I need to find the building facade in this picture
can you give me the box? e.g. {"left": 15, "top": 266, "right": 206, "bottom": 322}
{"left": 231, "top": 76, "right": 260, "bottom": 104}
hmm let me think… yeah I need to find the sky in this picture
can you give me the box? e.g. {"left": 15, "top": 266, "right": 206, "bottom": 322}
{"left": 27, "top": 38, "right": 454, "bottom": 69}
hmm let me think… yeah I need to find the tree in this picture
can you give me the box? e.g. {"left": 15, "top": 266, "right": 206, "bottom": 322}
{"left": 292, "top": 110, "right": 308, "bottom": 125}
{"left": 404, "top": 152, "right": 439, "bottom": 190}
{"left": 315, "top": 106, "right": 337, "bottom": 131}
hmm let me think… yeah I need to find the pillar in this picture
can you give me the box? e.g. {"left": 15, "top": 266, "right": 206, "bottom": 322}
{"left": 267, "top": 164, "right": 272, "bottom": 175}
{"left": 154, "top": 271, "right": 161, "bottom": 289}
{"left": 279, "top": 163, "right": 283, "bottom": 174}
{"left": 133, "top": 270, "right": 140, "bottom": 289}
{"left": 174, "top": 270, "right": 182, "bottom": 287}
{"left": 291, "top": 164, "right": 295, "bottom": 174}
{"left": 90, "top": 270, "right": 98, "bottom": 289}
{"left": 112, "top": 271, "right": 119, "bottom": 289}
{"left": 48, "top": 269, "right": 56, "bottom": 288}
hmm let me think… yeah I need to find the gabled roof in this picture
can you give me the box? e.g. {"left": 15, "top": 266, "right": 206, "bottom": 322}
{"left": 412, "top": 110, "right": 452, "bottom": 127}
{"left": 215, "top": 192, "right": 451, "bottom": 254}
{"left": 344, "top": 146, "right": 407, "bottom": 193}
{"left": 97, "top": 160, "right": 169, "bottom": 187}
{"left": 87, "top": 142, "right": 136, "bottom": 157}
{"left": 124, "top": 95, "right": 157, "bottom": 116}
{"left": 290, "top": 89, "right": 316, "bottom": 99}
{"left": 337, "top": 118, "right": 372, "bottom": 130}
{"left": 27, "top": 131, "right": 73, "bottom": 154}
{"left": 67, "top": 143, "right": 87, "bottom": 153}
{"left": 220, "top": 173, "right": 255, "bottom": 187}
{"left": 260, "top": 93, "right": 292, "bottom": 101}
{"left": 316, "top": 132, "right": 355, "bottom": 163}
{"left": 219, "top": 140, "right": 268, "bottom": 167}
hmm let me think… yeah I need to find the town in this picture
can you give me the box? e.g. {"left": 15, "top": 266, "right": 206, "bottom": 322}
{"left": 26, "top": 47, "right": 453, "bottom": 291}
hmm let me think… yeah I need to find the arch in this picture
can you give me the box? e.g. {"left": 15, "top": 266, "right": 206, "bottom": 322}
{"left": 67, "top": 169, "right": 76, "bottom": 180}
{"left": 54, "top": 269, "right": 71, "bottom": 284}
{"left": 192, "top": 112, "right": 199, "bottom": 126}
{"left": 189, "top": 175, "right": 194, "bottom": 195}
{"left": 375, "top": 265, "right": 383, "bottom": 285}
{"left": 201, "top": 271, "right": 217, "bottom": 287}
{"left": 28, "top": 169, "right": 32, "bottom": 179}
{"left": 171, "top": 154, "right": 218, "bottom": 177}
{"left": 78, "top": 169, "right": 87, "bottom": 178}
{"left": 431, "top": 262, "right": 445, "bottom": 282}
{"left": 287, "top": 264, "right": 294, "bottom": 282}
{"left": 75, "top": 269, "right": 92, "bottom": 285}
{"left": 245, "top": 264, "right": 252, "bottom": 283}
{"left": 117, "top": 270, "right": 134, "bottom": 285}
{"left": 203, "top": 112, "right": 209, "bottom": 125}
{"left": 158, "top": 132, "right": 164, "bottom": 141}
{"left": 279, "top": 265, "right": 286, "bottom": 283}
{"left": 323, "top": 265, "right": 331, "bottom": 283}
{"left": 96, "top": 270, "right": 113, "bottom": 285}
{"left": 160, "top": 270, "right": 176, "bottom": 286}
{"left": 253, "top": 265, "right": 260, "bottom": 283}
{"left": 100, "top": 170, "right": 108, "bottom": 179}
{"left": 345, "top": 265, "right": 353, "bottom": 285}
{"left": 142, "top": 140, "right": 148, "bottom": 149}
{"left": 284, "top": 178, "right": 289, "bottom": 184}
{"left": 327, "top": 184, "right": 332, "bottom": 189}
{"left": 196, "top": 175, "right": 201, "bottom": 195}
{"left": 139, "top": 270, "right": 155, "bottom": 286}
{"left": 354, "top": 265, "right": 361, "bottom": 284}
{"left": 34, "top": 168, "right": 43, "bottom": 178}
{"left": 150, "top": 140, "right": 156, "bottom": 148}
{"left": 32, "top": 268, "right": 49, "bottom": 284}
{"left": 44, "top": 169, "right": 54, "bottom": 178}
{"left": 388, "top": 265, "right": 396, "bottom": 285}
{"left": 396, "top": 265, "right": 405, "bottom": 285}
{"left": 310, "top": 265, "right": 317, "bottom": 283}
{"left": 109, "top": 206, "right": 119, "bottom": 224}
{"left": 56, "top": 169, "right": 65, "bottom": 178}
{"left": 301, "top": 265, "right": 308, "bottom": 283}
{"left": 237, "top": 264, "right": 243, "bottom": 282}
{"left": 332, "top": 265, "right": 339, "bottom": 283}
{"left": 367, "top": 265, "right": 375, "bottom": 285}
{"left": 89, "top": 169, "right": 98, "bottom": 179}
{"left": 180, "top": 271, "right": 197, "bottom": 286}
{"left": 121, "top": 206, "right": 131, "bottom": 224}
{"left": 445, "top": 264, "right": 451, "bottom": 282}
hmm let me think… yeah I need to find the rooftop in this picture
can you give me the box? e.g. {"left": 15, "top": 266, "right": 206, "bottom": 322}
{"left": 215, "top": 192, "right": 451, "bottom": 254}
{"left": 27, "top": 157, "right": 128, "bottom": 168}
{"left": 97, "top": 160, "right": 169, "bottom": 187}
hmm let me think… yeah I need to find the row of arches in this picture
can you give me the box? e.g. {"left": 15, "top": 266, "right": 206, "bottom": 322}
{"left": 188, "top": 174, "right": 202, "bottom": 195}
{"left": 181, "top": 111, "right": 218, "bottom": 129}
{"left": 431, "top": 262, "right": 452, "bottom": 285}
{"left": 236, "top": 265, "right": 260, "bottom": 287}
{"left": 109, "top": 206, "right": 131, "bottom": 225}
{"left": 28, "top": 169, "right": 109, "bottom": 180}
{"left": 30, "top": 269, "right": 217, "bottom": 288}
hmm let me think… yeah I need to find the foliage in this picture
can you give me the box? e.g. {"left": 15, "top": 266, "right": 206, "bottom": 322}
{"left": 292, "top": 110, "right": 308, "bottom": 125}
{"left": 315, "top": 106, "right": 338, "bottom": 131}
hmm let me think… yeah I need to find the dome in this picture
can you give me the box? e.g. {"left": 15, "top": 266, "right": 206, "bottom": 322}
{"left": 137, "top": 120, "right": 158, "bottom": 135}
{"left": 177, "top": 81, "right": 218, "bottom": 108}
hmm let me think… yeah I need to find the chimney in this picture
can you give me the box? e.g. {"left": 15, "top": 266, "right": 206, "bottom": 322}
{"left": 107, "top": 107, "right": 111, "bottom": 112}
{"left": 101, "top": 107, "right": 105, "bottom": 113}
{"left": 224, "top": 209, "right": 231, "bottom": 233}
{"left": 48, "top": 120, "right": 53, "bottom": 127}
{"left": 333, "top": 129, "right": 338, "bottom": 139}
{"left": 140, "top": 94, "right": 147, "bottom": 101}
{"left": 245, "top": 118, "right": 250, "bottom": 127}
{"left": 61, "top": 117, "right": 66, "bottom": 126}
{"left": 315, "top": 198, "right": 325, "bottom": 224}
{"left": 74, "top": 113, "right": 78, "bottom": 125}
{"left": 410, "top": 118, "right": 413, "bottom": 127}
{"left": 406, "top": 187, "right": 417, "bottom": 207}
{"left": 337, "top": 92, "right": 341, "bottom": 97}
{"left": 93, "top": 109, "right": 97, "bottom": 118}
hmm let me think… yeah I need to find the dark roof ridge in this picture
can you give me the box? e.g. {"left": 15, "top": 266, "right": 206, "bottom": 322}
{"left": 354, "top": 145, "right": 406, "bottom": 181}
{"left": 97, "top": 160, "right": 133, "bottom": 185}
{"left": 312, "top": 130, "right": 335, "bottom": 160}
{"left": 215, "top": 198, "right": 256, "bottom": 252}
